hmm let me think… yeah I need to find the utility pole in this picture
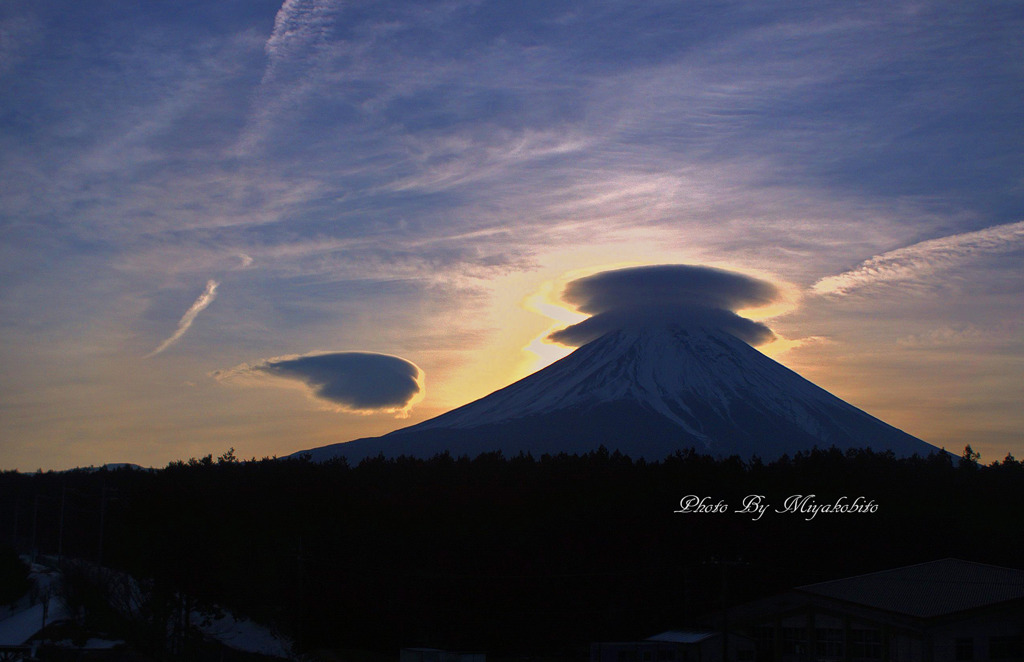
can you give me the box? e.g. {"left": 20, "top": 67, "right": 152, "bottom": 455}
{"left": 98, "top": 486, "right": 116, "bottom": 565}
{"left": 12, "top": 495, "right": 20, "bottom": 547}
{"left": 721, "top": 561, "right": 728, "bottom": 662}
{"left": 58, "top": 485, "right": 67, "bottom": 565}
{"left": 31, "top": 494, "right": 39, "bottom": 559}
{"left": 295, "top": 537, "right": 306, "bottom": 651}
{"left": 704, "top": 557, "right": 748, "bottom": 662}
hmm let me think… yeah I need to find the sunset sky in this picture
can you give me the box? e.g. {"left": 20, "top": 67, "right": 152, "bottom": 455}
{"left": 2, "top": 1, "right": 1022, "bottom": 470}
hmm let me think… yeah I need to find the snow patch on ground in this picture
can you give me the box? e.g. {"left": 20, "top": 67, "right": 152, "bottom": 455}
{"left": 0, "top": 562, "right": 68, "bottom": 646}
{"left": 1, "top": 558, "right": 292, "bottom": 659}
{"left": 50, "top": 638, "right": 125, "bottom": 650}
{"left": 196, "top": 610, "right": 294, "bottom": 658}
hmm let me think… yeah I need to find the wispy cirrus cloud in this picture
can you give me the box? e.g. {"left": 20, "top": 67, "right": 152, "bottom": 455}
{"left": 812, "top": 221, "right": 1024, "bottom": 296}
{"left": 0, "top": 13, "right": 41, "bottom": 78}
{"left": 146, "top": 280, "right": 219, "bottom": 357}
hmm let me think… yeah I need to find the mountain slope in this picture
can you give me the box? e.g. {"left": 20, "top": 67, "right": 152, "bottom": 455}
{"left": 295, "top": 326, "right": 937, "bottom": 462}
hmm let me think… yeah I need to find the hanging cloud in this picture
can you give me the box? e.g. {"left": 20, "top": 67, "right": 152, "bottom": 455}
{"left": 219, "top": 352, "right": 424, "bottom": 414}
{"left": 147, "top": 280, "right": 219, "bottom": 357}
{"left": 813, "top": 221, "right": 1024, "bottom": 296}
{"left": 548, "top": 265, "right": 780, "bottom": 347}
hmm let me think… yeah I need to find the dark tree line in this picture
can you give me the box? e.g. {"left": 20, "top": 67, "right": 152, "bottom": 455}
{"left": 1, "top": 446, "right": 1022, "bottom": 657}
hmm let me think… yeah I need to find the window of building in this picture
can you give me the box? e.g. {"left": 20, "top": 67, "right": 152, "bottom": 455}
{"left": 781, "top": 628, "right": 807, "bottom": 656}
{"left": 955, "top": 638, "right": 973, "bottom": 661}
{"left": 815, "top": 628, "right": 844, "bottom": 659}
{"left": 753, "top": 625, "right": 774, "bottom": 647}
{"left": 850, "top": 628, "right": 883, "bottom": 661}
{"left": 991, "top": 635, "right": 1023, "bottom": 660}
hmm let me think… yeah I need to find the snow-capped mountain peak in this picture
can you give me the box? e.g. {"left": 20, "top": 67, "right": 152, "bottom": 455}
{"left": 294, "top": 324, "right": 937, "bottom": 462}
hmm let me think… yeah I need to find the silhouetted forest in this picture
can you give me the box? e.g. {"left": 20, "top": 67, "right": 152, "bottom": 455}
{"left": 2, "top": 446, "right": 1022, "bottom": 657}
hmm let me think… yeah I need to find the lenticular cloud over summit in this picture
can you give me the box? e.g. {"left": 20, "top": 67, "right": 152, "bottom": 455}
{"left": 548, "top": 265, "right": 780, "bottom": 347}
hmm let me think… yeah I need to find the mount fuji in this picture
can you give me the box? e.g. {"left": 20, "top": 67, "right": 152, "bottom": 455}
{"left": 293, "top": 325, "right": 938, "bottom": 462}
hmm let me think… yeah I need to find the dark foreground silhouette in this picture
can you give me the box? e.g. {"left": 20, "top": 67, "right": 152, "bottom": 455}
{"left": 1, "top": 445, "right": 1021, "bottom": 658}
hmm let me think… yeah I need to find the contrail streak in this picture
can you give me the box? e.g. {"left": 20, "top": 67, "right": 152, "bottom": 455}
{"left": 813, "top": 221, "right": 1024, "bottom": 296}
{"left": 147, "top": 280, "right": 219, "bottom": 357}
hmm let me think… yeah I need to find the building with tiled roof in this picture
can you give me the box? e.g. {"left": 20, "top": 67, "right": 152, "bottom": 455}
{"left": 731, "top": 559, "right": 1024, "bottom": 662}
{"left": 590, "top": 629, "right": 756, "bottom": 662}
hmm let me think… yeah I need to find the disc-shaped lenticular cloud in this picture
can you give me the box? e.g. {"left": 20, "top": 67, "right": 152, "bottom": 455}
{"left": 548, "top": 264, "right": 780, "bottom": 346}
{"left": 256, "top": 352, "right": 424, "bottom": 412}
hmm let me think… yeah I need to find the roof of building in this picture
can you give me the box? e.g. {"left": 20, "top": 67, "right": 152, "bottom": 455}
{"left": 797, "top": 558, "right": 1024, "bottom": 618}
{"left": 401, "top": 650, "right": 484, "bottom": 655}
{"left": 645, "top": 631, "right": 717, "bottom": 644}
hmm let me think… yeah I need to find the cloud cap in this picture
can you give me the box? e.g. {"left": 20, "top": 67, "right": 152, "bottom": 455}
{"left": 248, "top": 352, "right": 424, "bottom": 413}
{"left": 549, "top": 264, "right": 780, "bottom": 346}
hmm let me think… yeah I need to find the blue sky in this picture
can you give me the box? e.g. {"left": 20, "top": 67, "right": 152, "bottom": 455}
{"left": 1, "top": 0, "right": 1022, "bottom": 469}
